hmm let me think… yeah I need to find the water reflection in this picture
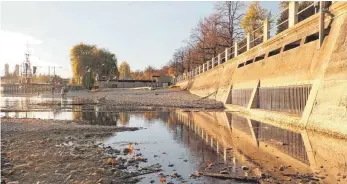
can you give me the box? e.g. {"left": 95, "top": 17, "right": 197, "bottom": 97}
{"left": 2, "top": 101, "right": 346, "bottom": 183}
{"left": 173, "top": 111, "right": 347, "bottom": 183}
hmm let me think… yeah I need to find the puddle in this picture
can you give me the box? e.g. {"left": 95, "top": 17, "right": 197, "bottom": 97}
{"left": 1, "top": 97, "right": 347, "bottom": 183}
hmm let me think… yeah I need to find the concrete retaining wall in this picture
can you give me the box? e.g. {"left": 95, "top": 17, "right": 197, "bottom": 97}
{"left": 177, "top": 2, "right": 347, "bottom": 138}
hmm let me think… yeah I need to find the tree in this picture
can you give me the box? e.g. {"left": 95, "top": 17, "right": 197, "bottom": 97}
{"left": 241, "top": 2, "right": 268, "bottom": 38}
{"left": 119, "top": 61, "right": 131, "bottom": 80}
{"left": 214, "top": 1, "right": 245, "bottom": 47}
{"left": 70, "top": 43, "right": 118, "bottom": 85}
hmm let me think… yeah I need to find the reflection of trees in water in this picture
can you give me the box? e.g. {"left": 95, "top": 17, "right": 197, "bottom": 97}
{"left": 72, "top": 106, "right": 82, "bottom": 120}
{"left": 130, "top": 112, "right": 143, "bottom": 119}
{"left": 143, "top": 112, "right": 170, "bottom": 123}
{"left": 119, "top": 112, "right": 130, "bottom": 125}
{"left": 76, "top": 110, "right": 119, "bottom": 126}
{"left": 143, "top": 112, "right": 159, "bottom": 123}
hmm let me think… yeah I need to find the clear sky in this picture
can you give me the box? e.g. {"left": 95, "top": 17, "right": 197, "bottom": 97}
{"left": 0, "top": 1, "right": 278, "bottom": 78}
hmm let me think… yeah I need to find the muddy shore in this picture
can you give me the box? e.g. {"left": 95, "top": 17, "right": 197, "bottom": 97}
{"left": 1, "top": 118, "right": 157, "bottom": 184}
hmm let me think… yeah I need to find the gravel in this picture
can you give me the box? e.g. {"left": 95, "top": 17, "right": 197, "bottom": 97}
{"left": 91, "top": 88, "right": 224, "bottom": 109}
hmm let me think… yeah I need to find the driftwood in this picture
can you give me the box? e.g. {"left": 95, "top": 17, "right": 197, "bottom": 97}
{"left": 198, "top": 172, "right": 260, "bottom": 183}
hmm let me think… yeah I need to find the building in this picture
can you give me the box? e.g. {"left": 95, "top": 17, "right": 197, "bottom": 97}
{"left": 4, "top": 63, "right": 9, "bottom": 76}
{"left": 98, "top": 79, "right": 156, "bottom": 88}
{"left": 14, "top": 64, "right": 20, "bottom": 76}
{"left": 152, "top": 75, "right": 174, "bottom": 87}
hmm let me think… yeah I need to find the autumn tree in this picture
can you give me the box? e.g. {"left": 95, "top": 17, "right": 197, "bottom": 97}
{"left": 70, "top": 43, "right": 117, "bottom": 85}
{"left": 118, "top": 61, "right": 131, "bottom": 80}
{"left": 241, "top": 2, "right": 268, "bottom": 39}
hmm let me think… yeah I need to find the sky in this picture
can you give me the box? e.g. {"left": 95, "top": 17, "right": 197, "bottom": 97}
{"left": 0, "top": 1, "right": 278, "bottom": 78}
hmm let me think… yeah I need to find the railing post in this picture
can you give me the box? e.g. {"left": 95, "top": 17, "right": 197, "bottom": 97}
{"left": 289, "top": 1, "right": 298, "bottom": 27}
{"left": 234, "top": 42, "right": 238, "bottom": 57}
{"left": 263, "top": 19, "right": 270, "bottom": 41}
{"left": 319, "top": 1, "right": 325, "bottom": 48}
{"left": 211, "top": 58, "right": 215, "bottom": 68}
{"left": 203, "top": 63, "right": 205, "bottom": 72}
{"left": 247, "top": 33, "right": 252, "bottom": 50}
{"left": 225, "top": 48, "right": 228, "bottom": 61}
{"left": 199, "top": 65, "right": 201, "bottom": 74}
{"left": 218, "top": 53, "right": 221, "bottom": 65}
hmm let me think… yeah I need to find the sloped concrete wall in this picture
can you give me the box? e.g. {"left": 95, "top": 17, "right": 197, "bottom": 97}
{"left": 177, "top": 2, "right": 347, "bottom": 137}
{"left": 307, "top": 10, "right": 347, "bottom": 137}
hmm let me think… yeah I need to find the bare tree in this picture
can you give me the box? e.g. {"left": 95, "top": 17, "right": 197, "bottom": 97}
{"left": 215, "top": 1, "right": 245, "bottom": 46}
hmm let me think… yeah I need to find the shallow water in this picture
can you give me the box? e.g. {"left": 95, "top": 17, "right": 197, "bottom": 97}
{"left": 1, "top": 97, "right": 347, "bottom": 183}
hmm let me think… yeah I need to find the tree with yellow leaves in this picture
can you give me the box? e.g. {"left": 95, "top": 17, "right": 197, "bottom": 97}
{"left": 241, "top": 2, "right": 269, "bottom": 38}
{"left": 70, "top": 43, "right": 118, "bottom": 85}
{"left": 118, "top": 61, "right": 131, "bottom": 80}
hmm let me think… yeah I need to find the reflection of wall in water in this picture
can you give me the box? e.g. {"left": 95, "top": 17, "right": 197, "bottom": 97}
{"left": 228, "top": 113, "right": 252, "bottom": 136}
{"left": 251, "top": 120, "right": 309, "bottom": 165}
{"left": 173, "top": 113, "right": 228, "bottom": 164}
{"left": 228, "top": 113, "right": 309, "bottom": 165}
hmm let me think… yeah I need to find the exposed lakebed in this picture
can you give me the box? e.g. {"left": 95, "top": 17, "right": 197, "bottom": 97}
{"left": 1, "top": 96, "right": 347, "bottom": 183}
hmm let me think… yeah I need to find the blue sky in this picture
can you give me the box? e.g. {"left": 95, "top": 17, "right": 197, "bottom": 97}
{"left": 0, "top": 1, "right": 278, "bottom": 78}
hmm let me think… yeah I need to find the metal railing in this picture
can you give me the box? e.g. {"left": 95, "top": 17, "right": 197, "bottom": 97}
{"left": 176, "top": 1, "right": 325, "bottom": 83}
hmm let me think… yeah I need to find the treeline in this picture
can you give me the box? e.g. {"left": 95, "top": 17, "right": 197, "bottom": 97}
{"left": 165, "top": 2, "right": 267, "bottom": 76}
{"left": 70, "top": 2, "right": 319, "bottom": 83}
{"left": 163, "top": 1, "right": 317, "bottom": 77}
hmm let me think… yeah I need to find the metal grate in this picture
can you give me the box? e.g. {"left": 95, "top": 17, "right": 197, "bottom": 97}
{"left": 230, "top": 88, "right": 253, "bottom": 107}
{"left": 258, "top": 84, "right": 312, "bottom": 114}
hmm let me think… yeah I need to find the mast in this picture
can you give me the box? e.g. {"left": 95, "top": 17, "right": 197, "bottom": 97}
{"left": 22, "top": 43, "right": 32, "bottom": 84}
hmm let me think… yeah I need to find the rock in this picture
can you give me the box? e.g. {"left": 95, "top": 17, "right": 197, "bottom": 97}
{"left": 189, "top": 171, "right": 201, "bottom": 178}
{"left": 7, "top": 181, "right": 19, "bottom": 184}
{"left": 219, "top": 170, "right": 230, "bottom": 174}
{"left": 3, "top": 162, "right": 13, "bottom": 167}
{"left": 279, "top": 166, "right": 286, "bottom": 171}
{"left": 153, "top": 155, "right": 158, "bottom": 158}
{"left": 98, "top": 178, "right": 112, "bottom": 184}
{"left": 170, "top": 172, "right": 181, "bottom": 178}
{"left": 13, "top": 164, "right": 28, "bottom": 170}
{"left": 64, "top": 175, "right": 72, "bottom": 183}
{"left": 242, "top": 166, "right": 249, "bottom": 170}
{"left": 123, "top": 148, "right": 130, "bottom": 154}
{"left": 183, "top": 159, "right": 188, "bottom": 162}
{"left": 34, "top": 167, "right": 41, "bottom": 172}
{"left": 342, "top": 175, "right": 346, "bottom": 179}
{"left": 150, "top": 180, "right": 155, "bottom": 183}
{"left": 168, "top": 164, "right": 174, "bottom": 167}
{"left": 117, "top": 165, "right": 127, "bottom": 170}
